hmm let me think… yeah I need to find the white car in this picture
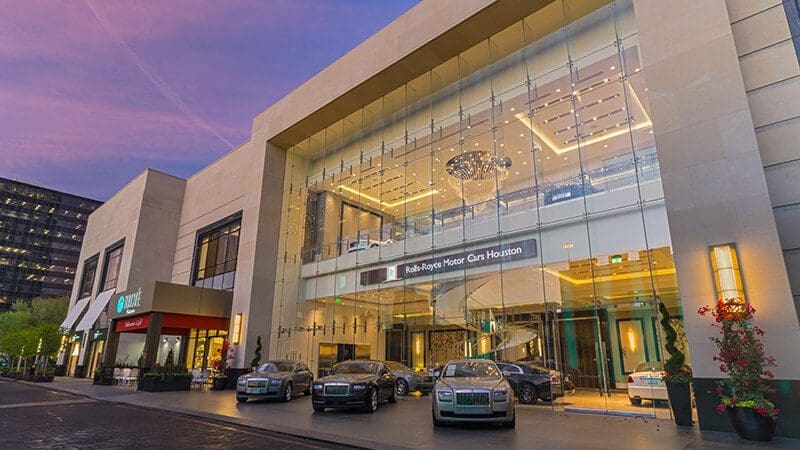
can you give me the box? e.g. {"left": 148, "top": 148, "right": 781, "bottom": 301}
{"left": 627, "top": 361, "right": 668, "bottom": 405}
{"left": 346, "top": 239, "right": 395, "bottom": 253}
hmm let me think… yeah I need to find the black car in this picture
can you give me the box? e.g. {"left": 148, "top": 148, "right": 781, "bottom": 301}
{"left": 236, "top": 360, "right": 314, "bottom": 403}
{"left": 311, "top": 360, "right": 396, "bottom": 413}
{"left": 497, "top": 361, "right": 573, "bottom": 404}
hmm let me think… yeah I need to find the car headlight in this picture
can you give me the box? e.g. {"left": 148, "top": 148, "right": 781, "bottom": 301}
{"left": 270, "top": 379, "right": 281, "bottom": 386}
{"left": 437, "top": 389, "right": 453, "bottom": 402}
{"left": 493, "top": 389, "right": 509, "bottom": 402}
{"left": 352, "top": 383, "right": 367, "bottom": 391}
{"left": 237, "top": 378, "right": 246, "bottom": 386}
{"left": 313, "top": 383, "right": 323, "bottom": 390}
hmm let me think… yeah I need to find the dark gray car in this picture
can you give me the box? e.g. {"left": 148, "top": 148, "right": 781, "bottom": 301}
{"left": 236, "top": 360, "right": 313, "bottom": 403}
{"left": 385, "top": 361, "right": 434, "bottom": 396}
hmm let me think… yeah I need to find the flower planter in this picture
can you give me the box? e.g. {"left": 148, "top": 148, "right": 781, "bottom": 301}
{"left": 727, "top": 406, "right": 776, "bottom": 441}
{"left": 666, "top": 381, "right": 692, "bottom": 426}
{"left": 138, "top": 375, "right": 192, "bottom": 392}
{"left": 211, "top": 377, "right": 228, "bottom": 390}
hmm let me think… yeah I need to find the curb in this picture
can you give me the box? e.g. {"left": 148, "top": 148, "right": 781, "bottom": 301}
{"left": 17, "top": 380, "right": 410, "bottom": 450}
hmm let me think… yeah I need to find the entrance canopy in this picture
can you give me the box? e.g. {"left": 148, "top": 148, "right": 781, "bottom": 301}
{"left": 108, "top": 281, "right": 233, "bottom": 322}
{"left": 60, "top": 296, "right": 91, "bottom": 331}
{"left": 75, "top": 289, "right": 116, "bottom": 331}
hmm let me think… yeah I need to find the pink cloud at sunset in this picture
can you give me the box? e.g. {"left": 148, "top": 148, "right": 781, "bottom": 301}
{"left": 0, "top": 0, "right": 418, "bottom": 200}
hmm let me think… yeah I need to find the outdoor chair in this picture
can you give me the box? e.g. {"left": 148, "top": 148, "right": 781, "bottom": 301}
{"left": 112, "top": 367, "right": 122, "bottom": 385}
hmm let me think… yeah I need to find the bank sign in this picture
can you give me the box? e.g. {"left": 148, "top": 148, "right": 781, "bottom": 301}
{"left": 115, "top": 287, "right": 143, "bottom": 316}
{"left": 360, "top": 238, "right": 537, "bottom": 285}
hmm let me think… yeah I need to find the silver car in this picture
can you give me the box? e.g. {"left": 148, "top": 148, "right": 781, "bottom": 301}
{"left": 236, "top": 360, "right": 313, "bottom": 403}
{"left": 385, "top": 361, "right": 434, "bottom": 396}
{"left": 432, "top": 359, "right": 515, "bottom": 428}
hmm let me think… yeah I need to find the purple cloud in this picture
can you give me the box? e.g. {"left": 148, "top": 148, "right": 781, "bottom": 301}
{"left": 1, "top": 0, "right": 419, "bottom": 199}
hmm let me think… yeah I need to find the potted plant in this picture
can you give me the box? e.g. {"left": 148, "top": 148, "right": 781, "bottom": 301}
{"left": 659, "top": 301, "right": 693, "bottom": 426}
{"left": 698, "top": 300, "right": 779, "bottom": 441}
{"left": 211, "top": 339, "right": 234, "bottom": 390}
{"left": 251, "top": 336, "right": 262, "bottom": 370}
{"left": 139, "top": 349, "right": 192, "bottom": 392}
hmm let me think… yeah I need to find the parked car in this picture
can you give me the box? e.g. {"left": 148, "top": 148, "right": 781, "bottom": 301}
{"left": 346, "top": 239, "right": 395, "bottom": 253}
{"left": 432, "top": 359, "right": 515, "bottom": 428}
{"left": 311, "top": 360, "right": 396, "bottom": 413}
{"left": 385, "top": 361, "right": 434, "bottom": 396}
{"left": 236, "top": 360, "right": 313, "bottom": 403}
{"left": 497, "top": 361, "right": 573, "bottom": 404}
{"left": 627, "top": 361, "right": 668, "bottom": 405}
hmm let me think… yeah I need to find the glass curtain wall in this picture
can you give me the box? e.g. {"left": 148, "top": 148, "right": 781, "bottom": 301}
{"left": 271, "top": 0, "right": 686, "bottom": 418}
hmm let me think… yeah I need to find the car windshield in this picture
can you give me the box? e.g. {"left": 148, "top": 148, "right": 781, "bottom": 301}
{"left": 257, "top": 361, "right": 294, "bottom": 372}
{"left": 332, "top": 362, "right": 378, "bottom": 375}
{"left": 442, "top": 361, "right": 500, "bottom": 379}
{"left": 385, "top": 361, "right": 408, "bottom": 371}
{"left": 635, "top": 362, "right": 665, "bottom": 373}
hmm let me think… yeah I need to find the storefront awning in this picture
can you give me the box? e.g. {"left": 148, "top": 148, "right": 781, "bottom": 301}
{"left": 75, "top": 289, "right": 116, "bottom": 331}
{"left": 60, "top": 296, "right": 91, "bottom": 330}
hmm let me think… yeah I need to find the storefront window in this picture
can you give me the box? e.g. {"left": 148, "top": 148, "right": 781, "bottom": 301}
{"left": 271, "top": 0, "right": 686, "bottom": 419}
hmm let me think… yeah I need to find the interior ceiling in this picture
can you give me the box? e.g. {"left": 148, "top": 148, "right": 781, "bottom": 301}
{"left": 314, "top": 47, "right": 652, "bottom": 219}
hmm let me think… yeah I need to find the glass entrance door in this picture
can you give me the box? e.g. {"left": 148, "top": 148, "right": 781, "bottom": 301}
{"left": 552, "top": 312, "right": 611, "bottom": 413}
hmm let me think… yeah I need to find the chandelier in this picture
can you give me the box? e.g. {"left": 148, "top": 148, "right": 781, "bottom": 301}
{"left": 446, "top": 150, "right": 512, "bottom": 212}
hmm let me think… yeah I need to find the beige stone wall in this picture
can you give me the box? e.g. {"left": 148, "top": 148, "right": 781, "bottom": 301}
{"left": 633, "top": 0, "right": 800, "bottom": 379}
{"left": 726, "top": 0, "right": 800, "bottom": 321}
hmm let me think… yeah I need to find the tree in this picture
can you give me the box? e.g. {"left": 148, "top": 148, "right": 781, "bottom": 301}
{"left": 251, "top": 336, "right": 262, "bottom": 369}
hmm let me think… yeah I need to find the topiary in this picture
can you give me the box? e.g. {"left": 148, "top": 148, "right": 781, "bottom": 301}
{"left": 659, "top": 301, "right": 691, "bottom": 382}
{"left": 251, "top": 336, "right": 262, "bottom": 369}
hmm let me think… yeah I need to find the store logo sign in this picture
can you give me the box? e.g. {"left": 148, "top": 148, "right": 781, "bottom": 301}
{"left": 116, "top": 287, "right": 142, "bottom": 315}
{"left": 360, "top": 238, "right": 537, "bottom": 285}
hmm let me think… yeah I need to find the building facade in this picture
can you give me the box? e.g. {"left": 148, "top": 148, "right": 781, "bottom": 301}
{"left": 0, "top": 178, "right": 101, "bottom": 311}
{"left": 60, "top": 0, "right": 800, "bottom": 437}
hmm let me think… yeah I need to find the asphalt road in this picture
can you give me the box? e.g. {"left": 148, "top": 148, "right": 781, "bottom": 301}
{"left": 0, "top": 379, "right": 355, "bottom": 449}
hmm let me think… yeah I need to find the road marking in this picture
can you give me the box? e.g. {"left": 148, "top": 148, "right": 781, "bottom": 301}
{"left": 0, "top": 398, "right": 96, "bottom": 409}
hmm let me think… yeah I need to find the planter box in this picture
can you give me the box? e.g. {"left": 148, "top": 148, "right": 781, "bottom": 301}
{"left": 138, "top": 375, "right": 192, "bottom": 392}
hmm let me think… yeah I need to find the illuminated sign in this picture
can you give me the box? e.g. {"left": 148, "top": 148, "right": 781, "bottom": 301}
{"left": 360, "top": 238, "right": 537, "bottom": 285}
{"left": 116, "top": 287, "right": 142, "bottom": 316}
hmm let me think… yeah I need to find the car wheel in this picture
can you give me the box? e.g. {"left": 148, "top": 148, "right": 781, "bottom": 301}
{"left": 396, "top": 378, "right": 409, "bottom": 396}
{"left": 519, "top": 383, "right": 538, "bottom": 405}
{"left": 629, "top": 397, "right": 642, "bottom": 406}
{"left": 432, "top": 410, "right": 445, "bottom": 427}
{"left": 236, "top": 396, "right": 247, "bottom": 403}
{"left": 313, "top": 405, "right": 326, "bottom": 413}
{"left": 282, "top": 382, "right": 293, "bottom": 402}
{"left": 364, "top": 388, "right": 378, "bottom": 413}
{"left": 502, "top": 414, "right": 516, "bottom": 429}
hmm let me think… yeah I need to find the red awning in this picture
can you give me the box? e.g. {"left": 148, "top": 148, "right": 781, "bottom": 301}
{"left": 115, "top": 313, "right": 228, "bottom": 333}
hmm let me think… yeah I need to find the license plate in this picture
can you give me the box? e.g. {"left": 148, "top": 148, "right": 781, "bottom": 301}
{"left": 247, "top": 387, "right": 268, "bottom": 394}
{"left": 645, "top": 378, "right": 660, "bottom": 385}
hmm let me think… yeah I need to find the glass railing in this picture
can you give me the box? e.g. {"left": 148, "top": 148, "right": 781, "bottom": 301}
{"left": 301, "top": 150, "right": 660, "bottom": 264}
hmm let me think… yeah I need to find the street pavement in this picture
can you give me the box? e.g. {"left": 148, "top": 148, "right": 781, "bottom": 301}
{"left": 0, "top": 379, "right": 354, "bottom": 449}
{"left": 7, "top": 377, "right": 800, "bottom": 450}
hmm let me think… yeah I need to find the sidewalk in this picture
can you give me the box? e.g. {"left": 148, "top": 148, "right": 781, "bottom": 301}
{"left": 29, "top": 377, "right": 799, "bottom": 450}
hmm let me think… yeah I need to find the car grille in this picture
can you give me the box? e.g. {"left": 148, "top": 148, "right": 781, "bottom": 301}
{"left": 247, "top": 380, "right": 267, "bottom": 387}
{"left": 324, "top": 384, "right": 349, "bottom": 396}
{"left": 456, "top": 392, "right": 489, "bottom": 405}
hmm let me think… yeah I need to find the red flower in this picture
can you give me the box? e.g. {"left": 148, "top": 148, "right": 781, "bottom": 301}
{"left": 716, "top": 404, "right": 726, "bottom": 414}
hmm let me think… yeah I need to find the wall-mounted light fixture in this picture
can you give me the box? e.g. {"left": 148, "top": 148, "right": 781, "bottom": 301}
{"left": 232, "top": 313, "right": 243, "bottom": 344}
{"left": 710, "top": 243, "right": 745, "bottom": 305}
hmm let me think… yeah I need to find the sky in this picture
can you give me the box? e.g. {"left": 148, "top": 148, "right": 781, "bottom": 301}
{"left": 0, "top": 0, "right": 419, "bottom": 201}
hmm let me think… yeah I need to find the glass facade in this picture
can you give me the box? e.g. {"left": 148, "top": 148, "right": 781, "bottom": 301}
{"left": 0, "top": 177, "right": 101, "bottom": 310}
{"left": 272, "top": 0, "right": 686, "bottom": 416}
{"left": 101, "top": 243, "right": 124, "bottom": 292}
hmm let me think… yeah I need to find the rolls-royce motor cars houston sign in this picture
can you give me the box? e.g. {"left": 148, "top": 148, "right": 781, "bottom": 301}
{"left": 360, "top": 238, "right": 537, "bottom": 286}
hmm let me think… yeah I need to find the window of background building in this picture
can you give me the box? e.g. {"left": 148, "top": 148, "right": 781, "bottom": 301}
{"left": 78, "top": 256, "right": 98, "bottom": 297}
{"left": 100, "top": 244, "right": 123, "bottom": 291}
{"left": 193, "top": 217, "right": 240, "bottom": 291}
